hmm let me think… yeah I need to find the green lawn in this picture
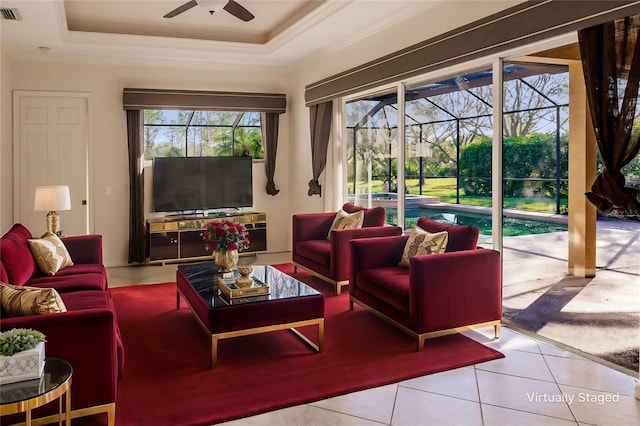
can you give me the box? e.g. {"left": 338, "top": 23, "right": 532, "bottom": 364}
{"left": 349, "top": 177, "right": 567, "bottom": 213}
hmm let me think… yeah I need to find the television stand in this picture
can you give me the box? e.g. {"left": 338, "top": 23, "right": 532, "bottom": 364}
{"left": 145, "top": 211, "right": 267, "bottom": 264}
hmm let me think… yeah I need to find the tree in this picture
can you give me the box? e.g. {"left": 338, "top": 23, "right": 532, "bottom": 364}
{"left": 405, "top": 87, "right": 493, "bottom": 171}
{"left": 503, "top": 73, "right": 569, "bottom": 138}
{"left": 233, "top": 127, "right": 263, "bottom": 158}
{"left": 143, "top": 110, "right": 164, "bottom": 160}
{"left": 142, "top": 110, "right": 266, "bottom": 159}
{"left": 346, "top": 69, "right": 568, "bottom": 192}
{"left": 346, "top": 100, "right": 399, "bottom": 193}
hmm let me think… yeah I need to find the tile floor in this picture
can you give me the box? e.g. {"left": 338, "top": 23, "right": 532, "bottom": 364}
{"left": 107, "top": 251, "right": 640, "bottom": 426}
{"left": 216, "top": 326, "right": 639, "bottom": 426}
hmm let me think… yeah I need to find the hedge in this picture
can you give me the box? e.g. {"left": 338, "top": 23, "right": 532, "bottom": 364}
{"left": 460, "top": 134, "right": 568, "bottom": 197}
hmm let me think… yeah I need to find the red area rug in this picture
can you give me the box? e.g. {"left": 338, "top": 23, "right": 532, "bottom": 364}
{"left": 112, "top": 263, "right": 503, "bottom": 425}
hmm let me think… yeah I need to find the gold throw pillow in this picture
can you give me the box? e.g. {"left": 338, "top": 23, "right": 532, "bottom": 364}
{"left": 398, "top": 228, "right": 448, "bottom": 267}
{"left": 327, "top": 209, "right": 365, "bottom": 239}
{"left": 28, "top": 232, "right": 74, "bottom": 276}
{"left": 0, "top": 282, "right": 67, "bottom": 316}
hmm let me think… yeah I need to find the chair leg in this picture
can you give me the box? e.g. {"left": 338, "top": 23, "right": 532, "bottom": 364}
{"left": 107, "top": 404, "right": 115, "bottom": 426}
{"left": 494, "top": 323, "right": 501, "bottom": 339}
{"left": 417, "top": 336, "right": 425, "bottom": 352}
{"left": 293, "top": 265, "right": 297, "bottom": 273}
{"left": 349, "top": 300, "right": 354, "bottom": 311}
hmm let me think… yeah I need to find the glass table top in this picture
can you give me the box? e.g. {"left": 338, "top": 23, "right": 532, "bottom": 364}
{"left": 0, "top": 357, "right": 72, "bottom": 405}
{"left": 177, "top": 263, "right": 320, "bottom": 307}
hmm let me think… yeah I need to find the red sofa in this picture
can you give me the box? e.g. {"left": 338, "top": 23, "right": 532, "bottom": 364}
{"left": 292, "top": 203, "right": 403, "bottom": 294}
{"left": 0, "top": 223, "right": 124, "bottom": 426}
{"left": 349, "top": 218, "right": 502, "bottom": 351}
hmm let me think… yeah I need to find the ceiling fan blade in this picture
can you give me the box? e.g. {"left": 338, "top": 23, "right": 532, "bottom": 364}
{"left": 223, "top": 0, "right": 255, "bottom": 22}
{"left": 164, "top": 0, "right": 199, "bottom": 18}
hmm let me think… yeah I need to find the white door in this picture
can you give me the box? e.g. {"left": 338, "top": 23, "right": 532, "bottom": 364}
{"left": 13, "top": 92, "right": 90, "bottom": 236}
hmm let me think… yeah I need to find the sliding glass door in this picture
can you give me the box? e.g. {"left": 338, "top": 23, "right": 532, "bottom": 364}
{"left": 345, "top": 89, "right": 399, "bottom": 225}
{"left": 343, "top": 60, "right": 570, "bottom": 242}
{"left": 403, "top": 67, "right": 494, "bottom": 238}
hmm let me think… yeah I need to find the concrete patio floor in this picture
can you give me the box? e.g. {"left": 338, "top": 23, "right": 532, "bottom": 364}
{"left": 498, "top": 217, "right": 640, "bottom": 375}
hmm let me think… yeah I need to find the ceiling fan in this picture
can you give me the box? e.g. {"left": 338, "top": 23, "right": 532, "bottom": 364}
{"left": 164, "top": 0, "right": 255, "bottom": 22}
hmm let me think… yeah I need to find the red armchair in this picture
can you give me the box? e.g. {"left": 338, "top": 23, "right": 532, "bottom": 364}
{"left": 292, "top": 203, "right": 402, "bottom": 294}
{"left": 349, "top": 218, "right": 502, "bottom": 350}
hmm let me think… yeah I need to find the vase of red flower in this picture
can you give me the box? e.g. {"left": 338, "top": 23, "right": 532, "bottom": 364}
{"left": 201, "top": 220, "right": 250, "bottom": 272}
{"left": 212, "top": 249, "right": 239, "bottom": 273}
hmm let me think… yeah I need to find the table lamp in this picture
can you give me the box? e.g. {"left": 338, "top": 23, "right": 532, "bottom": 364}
{"left": 33, "top": 185, "right": 71, "bottom": 234}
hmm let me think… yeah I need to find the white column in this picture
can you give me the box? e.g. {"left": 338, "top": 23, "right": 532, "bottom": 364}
{"left": 491, "top": 59, "right": 504, "bottom": 252}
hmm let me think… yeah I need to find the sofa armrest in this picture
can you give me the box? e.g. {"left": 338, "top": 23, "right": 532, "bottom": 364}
{"left": 330, "top": 225, "right": 403, "bottom": 248}
{"left": 331, "top": 226, "right": 403, "bottom": 282}
{"left": 292, "top": 213, "right": 336, "bottom": 243}
{"left": 410, "top": 248, "right": 502, "bottom": 332}
{"left": 0, "top": 308, "right": 119, "bottom": 409}
{"left": 350, "top": 235, "right": 408, "bottom": 281}
{"left": 62, "top": 234, "right": 103, "bottom": 264}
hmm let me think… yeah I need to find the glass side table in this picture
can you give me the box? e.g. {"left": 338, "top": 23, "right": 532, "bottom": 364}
{"left": 0, "top": 357, "right": 73, "bottom": 426}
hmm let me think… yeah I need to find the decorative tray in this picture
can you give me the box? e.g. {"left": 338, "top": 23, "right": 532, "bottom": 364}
{"left": 216, "top": 276, "right": 270, "bottom": 299}
{"left": 219, "top": 294, "right": 270, "bottom": 305}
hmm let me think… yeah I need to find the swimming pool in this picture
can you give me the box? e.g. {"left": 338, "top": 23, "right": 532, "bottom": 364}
{"left": 390, "top": 208, "right": 568, "bottom": 237}
{"left": 347, "top": 194, "right": 568, "bottom": 236}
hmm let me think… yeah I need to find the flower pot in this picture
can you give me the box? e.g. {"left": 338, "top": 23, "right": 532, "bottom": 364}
{"left": 213, "top": 249, "right": 239, "bottom": 272}
{"left": 0, "top": 341, "right": 45, "bottom": 384}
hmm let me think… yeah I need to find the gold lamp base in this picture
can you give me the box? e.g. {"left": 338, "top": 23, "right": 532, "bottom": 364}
{"left": 46, "top": 211, "right": 60, "bottom": 235}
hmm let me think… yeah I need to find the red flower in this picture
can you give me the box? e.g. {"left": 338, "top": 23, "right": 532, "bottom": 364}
{"left": 201, "top": 220, "right": 250, "bottom": 253}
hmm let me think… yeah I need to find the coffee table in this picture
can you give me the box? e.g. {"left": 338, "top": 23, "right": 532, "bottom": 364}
{"left": 176, "top": 263, "right": 325, "bottom": 369}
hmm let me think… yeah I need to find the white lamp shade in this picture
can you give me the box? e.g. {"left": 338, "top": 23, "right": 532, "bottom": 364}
{"left": 33, "top": 185, "right": 71, "bottom": 211}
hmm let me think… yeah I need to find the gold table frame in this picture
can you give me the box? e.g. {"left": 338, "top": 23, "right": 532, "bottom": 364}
{"left": 0, "top": 358, "right": 72, "bottom": 426}
{"left": 177, "top": 286, "right": 324, "bottom": 369}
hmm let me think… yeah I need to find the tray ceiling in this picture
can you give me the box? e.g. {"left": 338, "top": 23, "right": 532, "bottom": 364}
{"left": 64, "top": 0, "right": 326, "bottom": 45}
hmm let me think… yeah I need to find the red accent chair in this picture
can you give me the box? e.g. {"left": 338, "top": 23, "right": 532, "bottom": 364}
{"left": 349, "top": 218, "right": 502, "bottom": 350}
{"left": 292, "top": 203, "right": 403, "bottom": 294}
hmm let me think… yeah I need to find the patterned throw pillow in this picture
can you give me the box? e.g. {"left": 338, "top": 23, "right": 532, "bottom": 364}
{"left": 27, "top": 232, "right": 74, "bottom": 276}
{"left": 326, "top": 209, "right": 365, "bottom": 239}
{"left": 398, "top": 227, "right": 448, "bottom": 267}
{"left": 0, "top": 282, "right": 67, "bottom": 316}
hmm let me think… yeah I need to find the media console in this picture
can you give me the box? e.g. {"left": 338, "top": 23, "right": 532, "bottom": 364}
{"left": 146, "top": 212, "right": 267, "bottom": 264}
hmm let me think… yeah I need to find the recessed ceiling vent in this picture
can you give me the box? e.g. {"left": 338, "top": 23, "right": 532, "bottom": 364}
{"left": 1, "top": 8, "right": 21, "bottom": 21}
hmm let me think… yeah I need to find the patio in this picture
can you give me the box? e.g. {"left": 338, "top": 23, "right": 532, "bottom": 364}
{"left": 500, "top": 216, "right": 640, "bottom": 374}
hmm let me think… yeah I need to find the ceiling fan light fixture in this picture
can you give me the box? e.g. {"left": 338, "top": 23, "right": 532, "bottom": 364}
{"left": 200, "top": 0, "right": 227, "bottom": 14}
{"left": 164, "top": 0, "right": 254, "bottom": 22}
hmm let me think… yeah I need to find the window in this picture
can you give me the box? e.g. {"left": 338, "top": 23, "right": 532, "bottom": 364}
{"left": 143, "top": 110, "right": 263, "bottom": 160}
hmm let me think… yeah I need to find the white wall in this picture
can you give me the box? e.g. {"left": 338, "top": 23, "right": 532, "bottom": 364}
{"left": 0, "top": 39, "right": 13, "bottom": 233}
{"left": 4, "top": 59, "right": 295, "bottom": 266}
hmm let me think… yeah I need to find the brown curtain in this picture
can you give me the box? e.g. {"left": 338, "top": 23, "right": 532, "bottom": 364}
{"left": 579, "top": 15, "right": 640, "bottom": 217}
{"left": 261, "top": 112, "right": 280, "bottom": 195}
{"left": 308, "top": 102, "right": 332, "bottom": 196}
{"left": 127, "top": 110, "right": 146, "bottom": 263}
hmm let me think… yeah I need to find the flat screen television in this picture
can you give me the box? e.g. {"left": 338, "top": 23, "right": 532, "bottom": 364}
{"left": 152, "top": 156, "right": 253, "bottom": 212}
